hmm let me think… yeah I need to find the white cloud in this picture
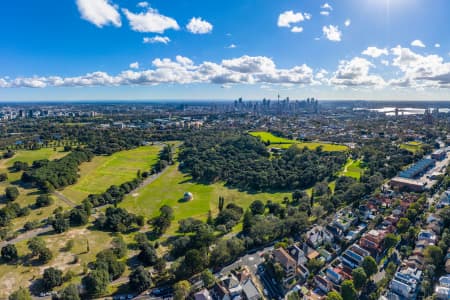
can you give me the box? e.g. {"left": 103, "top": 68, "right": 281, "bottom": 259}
{"left": 381, "top": 60, "right": 390, "bottom": 66}
{"left": 320, "top": 11, "right": 330, "bottom": 16}
{"left": 344, "top": 19, "right": 351, "bottom": 27}
{"left": 0, "top": 55, "right": 318, "bottom": 88}
{"left": 321, "top": 3, "right": 333, "bottom": 10}
{"left": 331, "top": 57, "right": 385, "bottom": 87}
{"left": 122, "top": 8, "right": 179, "bottom": 33}
{"left": 411, "top": 39, "right": 426, "bottom": 48}
{"left": 76, "top": 0, "right": 121, "bottom": 28}
{"left": 389, "top": 46, "right": 450, "bottom": 88}
{"left": 143, "top": 36, "right": 171, "bottom": 44}
{"left": 322, "top": 25, "right": 342, "bottom": 42}
{"left": 129, "top": 62, "right": 139, "bottom": 69}
{"left": 362, "top": 47, "right": 389, "bottom": 58}
{"left": 304, "top": 13, "right": 312, "bottom": 20}
{"left": 226, "top": 44, "right": 237, "bottom": 49}
{"left": 137, "top": 2, "right": 148, "bottom": 8}
{"left": 277, "top": 11, "right": 307, "bottom": 28}
{"left": 186, "top": 17, "right": 213, "bottom": 34}
{"left": 435, "top": 43, "right": 441, "bottom": 48}
{"left": 291, "top": 26, "right": 303, "bottom": 33}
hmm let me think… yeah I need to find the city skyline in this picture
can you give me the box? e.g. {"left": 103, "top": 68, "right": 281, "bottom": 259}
{"left": 1, "top": 0, "right": 450, "bottom": 101}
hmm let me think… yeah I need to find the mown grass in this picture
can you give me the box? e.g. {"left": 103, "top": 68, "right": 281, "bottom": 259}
{"left": 249, "top": 131, "right": 348, "bottom": 152}
{"left": 61, "top": 145, "right": 163, "bottom": 203}
{"left": 120, "top": 163, "right": 292, "bottom": 234}
{"left": 339, "top": 159, "right": 364, "bottom": 180}
{"left": 400, "top": 142, "right": 423, "bottom": 153}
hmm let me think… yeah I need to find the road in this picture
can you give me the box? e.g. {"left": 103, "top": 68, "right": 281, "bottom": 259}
{"left": 53, "top": 190, "right": 77, "bottom": 207}
{"left": 0, "top": 225, "right": 53, "bottom": 248}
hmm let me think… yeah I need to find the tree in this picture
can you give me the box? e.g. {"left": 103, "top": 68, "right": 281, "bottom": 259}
{"left": 173, "top": 280, "right": 191, "bottom": 300}
{"left": 51, "top": 213, "right": 69, "bottom": 233}
{"left": 306, "top": 258, "right": 325, "bottom": 274}
{"left": 39, "top": 247, "right": 53, "bottom": 264}
{"left": 352, "top": 267, "right": 367, "bottom": 290}
{"left": 8, "top": 287, "right": 31, "bottom": 300}
{"left": 326, "top": 291, "right": 343, "bottom": 300}
{"left": 1, "top": 244, "right": 18, "bottom": 262}
{"left": 5, "top": 186, "right": 19, "bottom": 201}
{"left": 59, "top": 284, "right": 80, "bottom": 300}
{"left": 218, "top": 196, "right": 225, "bottom": 211}
{"left": 383, "top": 233, "right": 399, "bottom": 251}
{"left": 35, "top": 194, "right": 53, "bottom": 208}
{"left": 83, "top": 268, "right": 110, "bottom": 296}
{"left": 362, "top": 256, "right": 378, "bottom": 278}
{"left": 42, "top": 267, "right": 63, "bottom": 290}
{"left": 396, "top": 218, "right": 411, "bottom": 234}
{"left": 179, "top": 249, "right": 208, "bottom": 277}
{"left": 424, "top": 245, "right": 443, "bottom": 267}
{"left": 250, "top": 200, "right": 265, "bottom": 215}
{"left": 27, "top": 237, "right": 46, "bottom": 257}
{"left": 129, "top": 266, "right": 152, "bottom": 293}
{"left": 341, "top": 280, "right": 357, "bottom": 300}
{"left": 138, "top": 243, "right": 157, "bottom": 266}
{"left": 201, "top": 269, "right": 216, "bottom": 288}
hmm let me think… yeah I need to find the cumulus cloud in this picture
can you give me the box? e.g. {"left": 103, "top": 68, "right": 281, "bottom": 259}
{"left": 331, "top": 57, "right": 385, "bottom": 87}
{"left": 411, "top": 39, "right": 426, "bottom": 48}
{"left": 321, "top": 3, "right": 333, "bottom": 10}
{"left": 129, "top": 62, "right": 139, "bottom": 69}
{"left": 435, "top": 43, "right": 441, "bottom": 48}
{"left": 76, "top": 0, "right": 121, "bottom": 28}
{"left": 344, "top": 19, "right": 351, "bottom": 27}
{"left": 186, "top": 17, "right": 213, "bottom": 34}
{"left": 0, "top": 55, "right": 318, "bottom": 88}
{"left": 277, "top": 11, "right": 309, "bottom": 28}
{"left": 362, "top": 47, "right": 389, "bottom": 58}
{"left": 322, "top": 25, "right": 342, "bottom": 42}
{"left": 123, "top": 8, "right": 179, "bottom": 33}
{"left": 320, "top": 11, "right": 330, "bottom": 16}
{"left": 143, "top": 36, "right": 171, "bottom": 44}
{"left": 291, "top": 26, "right": 303, "bottom": 33}
{"left": 226, "top": 44, "right": 237, "bottom": 49}
{"left": 390, "top": 46, "right": 450, "bottom": 88}
{"left": 137, "top": 2, "right": 148, "bottom": 8}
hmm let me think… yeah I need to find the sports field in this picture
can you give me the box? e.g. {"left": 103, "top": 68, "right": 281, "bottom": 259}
{"left": 249, "top": 131, "right": 348, "bottom": 152}
{"left": 120, "top": 163, "right": 291, "bottom": 232}
{"left": 61, "top": 145, "right": 163, "bottom": 203}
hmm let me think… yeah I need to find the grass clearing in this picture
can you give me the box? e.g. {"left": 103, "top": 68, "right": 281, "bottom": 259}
{"left": 120, "top": 163, "right": 292, "bottom": 234}
{"left": 61, "top": 145, "right": 163, "bottom": 203}
{"left": 249, "top": 131, "right": 348, "bottom": 152}
{"left": 339, "top": 159, "right": 364, "bottom": 179}
{"left": 400, "top": 142, "right": 423, "bottom": 153}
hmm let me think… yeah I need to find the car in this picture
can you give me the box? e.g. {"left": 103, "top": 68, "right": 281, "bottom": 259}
{"left": 127, "top": 295, "right": 133, "bottom": 299}
{"left": 263, "top": 289, "right": 269, "bottom": 296}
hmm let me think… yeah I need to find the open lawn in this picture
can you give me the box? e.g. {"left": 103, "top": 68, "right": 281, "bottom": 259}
{"left": 339, "top": 159, "right": 364, "bottom": 179}
{"left": 400, "top": 142, "right": 423, "bottom": 153}
{"left": 120, "top": 163, "right": 292, "bottom": 234}
{"left": 61, "top": 145, "right": 163, "bottom": 203}
{"left": 0, "top": 148, "right": 68, "bottom": 182}
{"left": 249, "top": 131, "right": 348, "bottom": 152}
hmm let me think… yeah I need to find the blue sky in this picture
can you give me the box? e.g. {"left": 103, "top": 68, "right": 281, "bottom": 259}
{"left": 1, "top": 0, "right": 450, "bottom": 101}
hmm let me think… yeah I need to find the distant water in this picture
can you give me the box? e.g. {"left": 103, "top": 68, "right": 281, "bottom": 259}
{"left": 355, "top": 107, "right": 450, "bottom": 116}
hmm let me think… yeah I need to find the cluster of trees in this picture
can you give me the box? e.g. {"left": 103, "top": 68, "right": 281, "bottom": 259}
{"left": 95, "top": 207, "right": 142, "bottom": 233}
{"left": 86, "top": 179, "right": 142, "bottom": 207}
{"left": 0, "top": 202, "right": 30, "bottom": 228}
{"left": 153, "top": 144, "right": 174, "bottom": 173}
{"left": 82, "top": 245, "right": 126, "bottom": 296}
{"left": 22, "top": 149, "right": 94, "bottom": 192}
{"left": 179, "top": 132, "right": 346, "bottom": 191}
{"left": 27, "top": 237, "right": 53, "bottom": 264}
{"left": 151, "top": 205, "right": 174, "bottom": 236}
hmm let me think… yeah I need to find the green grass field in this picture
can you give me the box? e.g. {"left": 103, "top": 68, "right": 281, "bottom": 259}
{"left": 249, "top": 131, "right": 348, "bottom": 152}
{"left": 339, "top": 159, "right": 364, "bottom": 179}
{"left": 400, "top": 141, "right": 423, "bottom": 153}
{"left": 61, "top": 145, "right": 163, "bottom": 203}
{"left": 120, "top": 163, "right": 292, "bottom": 233}
{"left": 0, "top": 148, "right": 68, "bottom": 181}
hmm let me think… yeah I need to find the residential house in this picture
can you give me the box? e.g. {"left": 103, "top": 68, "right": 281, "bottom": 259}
{"left": 306, "top": 225, "right": 333, "bottom": 248}
{"left": 195, "top": 289, "right": 212, "bottom": 300}
{"left": 273, "top": 248, "right": 297, "bottom": 288}
{"left": 241, "top": 279, "right": 262, "bottom": 300}
{"left": 314, "top": 275, "right": 333, "bottom": 294}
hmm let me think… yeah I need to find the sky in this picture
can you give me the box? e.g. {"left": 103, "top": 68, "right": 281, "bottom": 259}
{"left": 1, "top": 0, "right": 450, "bottom": 101}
